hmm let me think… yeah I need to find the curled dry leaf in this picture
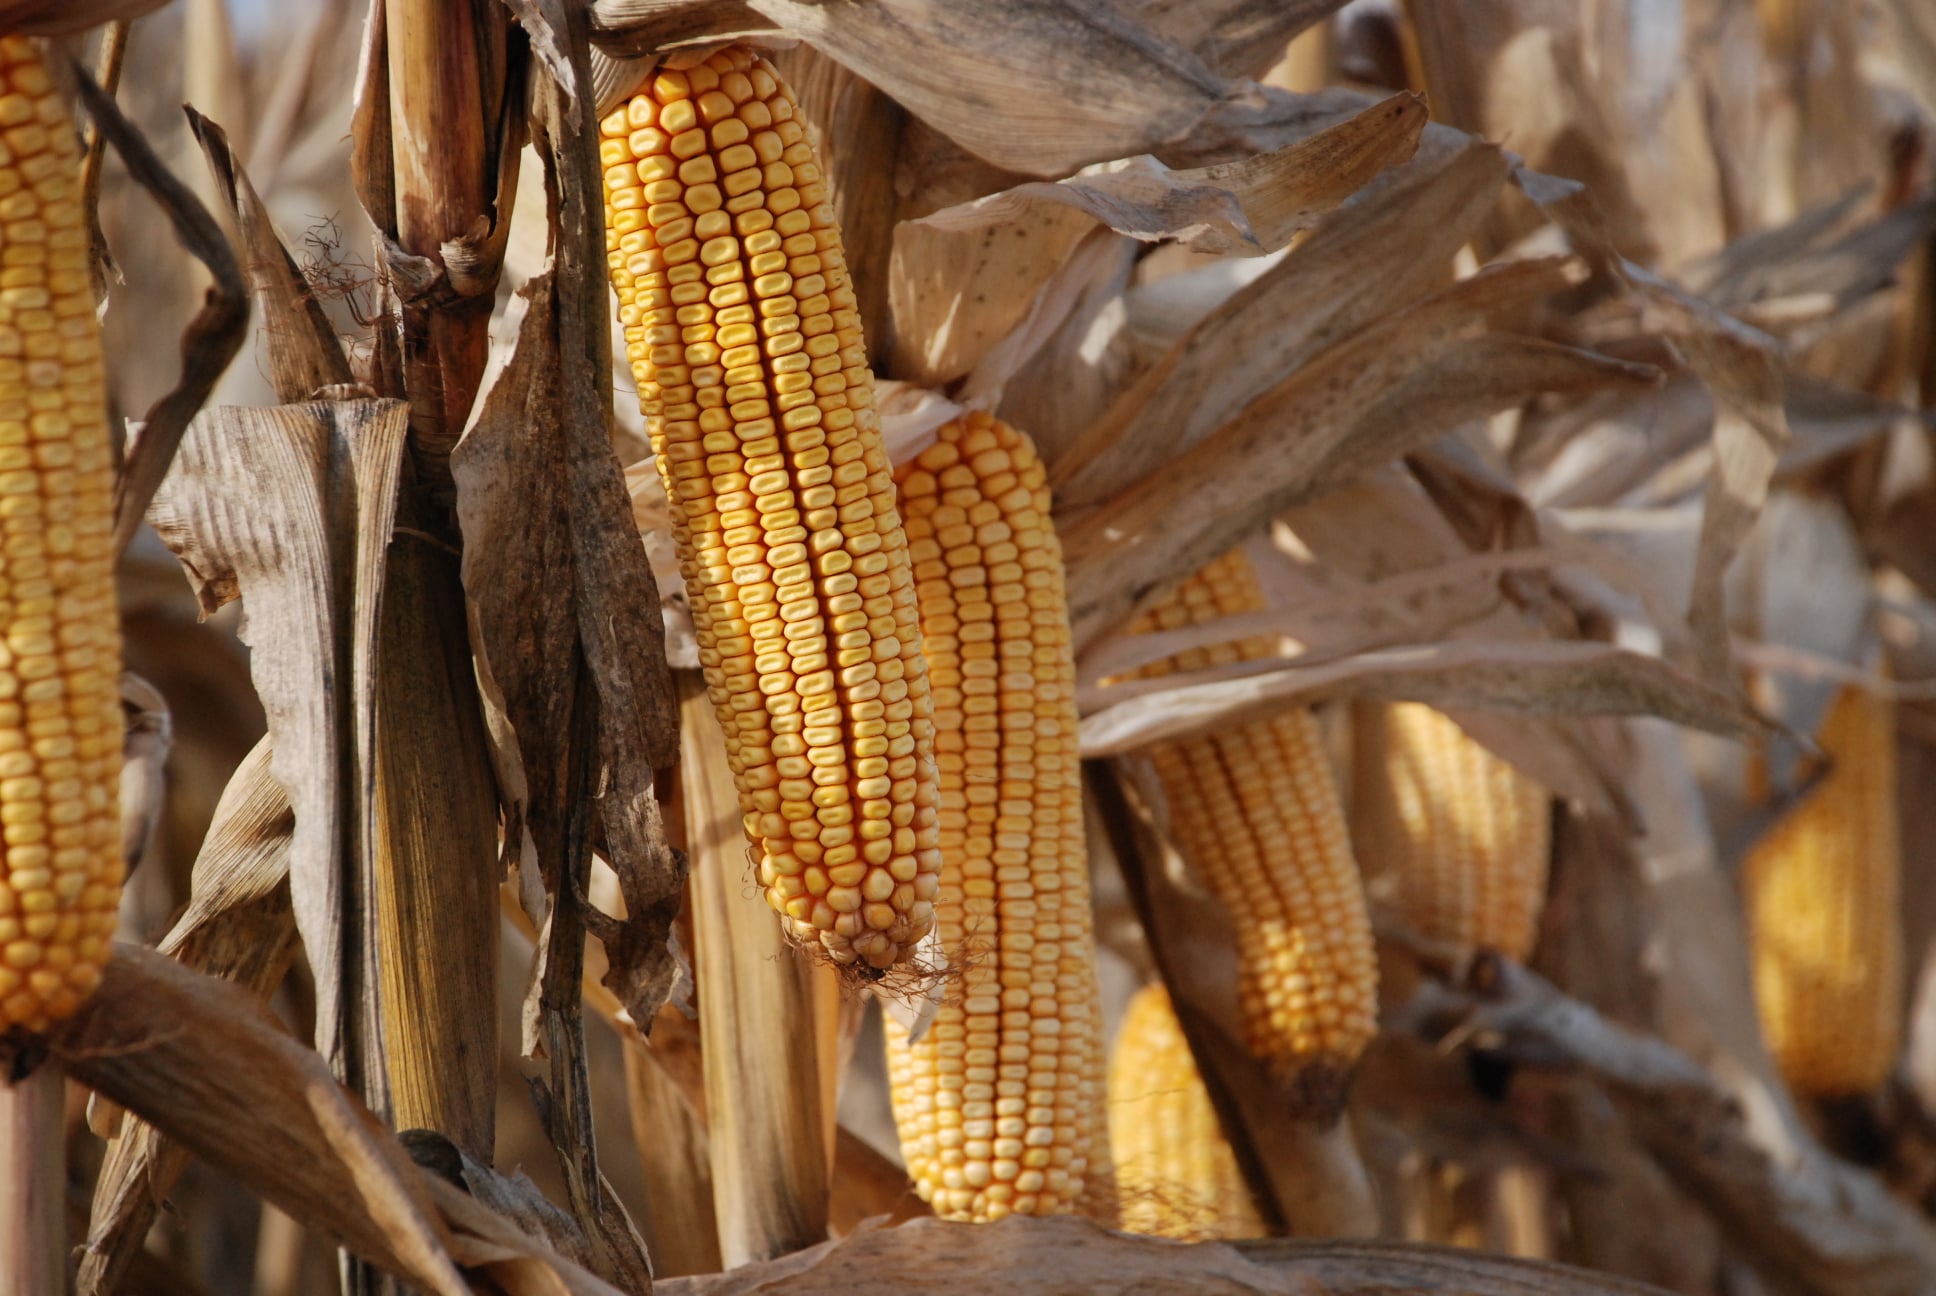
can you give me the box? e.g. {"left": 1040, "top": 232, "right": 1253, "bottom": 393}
{"left": 1121, "top": 0, "right": 1347, "bottom": 79}
{"left": 146, "top": 400, "right": 407, "bottom": 1102}
{"left": 911, "top": 93, "right": 1424, "bottom": 257}
{"left": 1080, "top": 638, "right": 1770, "bottom": 758}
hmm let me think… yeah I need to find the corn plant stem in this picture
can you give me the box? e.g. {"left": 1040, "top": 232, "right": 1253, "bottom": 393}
{"left": 0, "top": 1065, "right": 65, "bottom": 1296}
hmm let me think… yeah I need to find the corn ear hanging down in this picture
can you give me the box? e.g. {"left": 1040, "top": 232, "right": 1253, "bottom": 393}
{"left": 1743, "top": 684, "right": 1903, "bottom": 1097}
{"left": 0, "top": 37, "right": 123, "bottom": 1034}
{"left": 1353, "top": 702, "right": 1552, "bottom": 961}
{"left": 599, "top": 48, "right": 940, "bottom": 970}
{"left": 1125, "top": 549, "right": 1377, "bottom": 1108}
{"left": 883, "top": 412, "right": 1104, "bottom": 1221}
{"left": 1109, "top": 983, "right": 1265, "bottom": 1240}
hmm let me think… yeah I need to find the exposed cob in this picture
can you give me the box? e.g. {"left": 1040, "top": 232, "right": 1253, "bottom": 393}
{"left": 1353, "top": 702, "right": 1552, "bottom": 961}
{"left": 1109, "top": 983, "right": 1265, "bottom": 1240}
{"left": 1127, "top": 549, "right": 1377, "bottom": 1107}
{"left": 599, "top": 49, "right": 940, "bottom": 969}
{"left": 882, "top": 412, "right": 1102, "bottom": 1221}
{"left": 0, "top": 37, "right": 123, "bottom": 1034}
{"left": 1743, "top": 684, "right": 1903, "bottom": 1096}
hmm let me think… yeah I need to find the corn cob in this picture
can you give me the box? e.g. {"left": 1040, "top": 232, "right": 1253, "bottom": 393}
{"left": 0, "top": 37, "right": 122, "bottom": 1035}
{"left": 1743, "top": 684, "right": 1903, "bottom": 1096}
{"left": 1127, "top": 549, "right": 1377, "bottom": 1108}
{"left": 599, "top": 49, "right": 939, "bottom": 970}
{"left": 882, "top": 412, "right": 1102, "bottom": 1221}
{"left": 1353, "top": 702, "right": 1552, "bottom": 960}
{"left": 1109, "top": 983, "right": 1265, "bottom": 1240}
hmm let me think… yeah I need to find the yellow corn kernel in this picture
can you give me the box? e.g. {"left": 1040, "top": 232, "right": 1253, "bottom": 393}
{"left": 1109, "top": 983, "right": 1265, "bottom": 1239}
{"left": 1354, "top": 702, "right": 1552, "bottom": 960}
{"left": 1744, "top": 685, "right": 1903, "bottom": 1096}
{"left": 882, "top": 413, "right": 1103, "bottom": 1221}
{"left": 599, "top": 49, "right": 939, "bottom": 970}
{"left": 0, "top": 37, "right": 121, "bottom": 1035}
{"left": 1128, "top": 549, "right": 1378, "bottom": 1108}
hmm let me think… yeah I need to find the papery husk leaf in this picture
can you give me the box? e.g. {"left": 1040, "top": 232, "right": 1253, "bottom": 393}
{"left": 146, "top": 399, "right": 407, "bottom": 1107}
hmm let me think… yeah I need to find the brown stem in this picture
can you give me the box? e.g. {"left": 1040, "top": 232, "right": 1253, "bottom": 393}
{"left": 0, "top": 1064, "right": 65, "bottom": 1295}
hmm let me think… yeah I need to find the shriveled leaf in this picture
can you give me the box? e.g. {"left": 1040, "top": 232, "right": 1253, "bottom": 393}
{"left": 146, "top": 400, "right": 407, "bottom": 1105}
{"left": 657, "top": 1213, "right": 1670, "bottom": 1295}
{"left": 1059, "top": 260, "right": 1659, "bottom": 648}
{"left": 913, "top": 93, "right": 1423, "bottom": 256}
{"left": 590, "top": 0, "right": 783, "bottom": 54}
{"left": 1054, "top": 140, "right": 1512, "bottom": 509}
{"left": 1080, "top": 639, "right": 1770, "bottom": 756}
{"left": 404, "top": 1130, "right": 601, "bottom": 1276}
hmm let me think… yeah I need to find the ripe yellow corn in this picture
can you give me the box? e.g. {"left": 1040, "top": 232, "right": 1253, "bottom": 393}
{"left": 599, "top": 49, "right": 940, "bottom": 969}
{"left": 1128, "top": 549, "right": 1377, "bottom": 1105}
{"left": 1743, "top": 685, "right": 1903, "bottom": 1096}
{"left": 1353, "top": 702, "right": 1552, "bottom": 960}
{"left": 882, "top": 412, "right": 1102, "bottom": 1221}
{"left": 1109, "top": 983, "right": 1265, "bottom": 1240}
{"left": 0, "top": 37, "right": 122, "bottom": 1034}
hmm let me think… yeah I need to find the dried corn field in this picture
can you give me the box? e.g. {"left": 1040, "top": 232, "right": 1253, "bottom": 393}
{"left": 0, "top": 0, "right": 1934, "bottom": 1293}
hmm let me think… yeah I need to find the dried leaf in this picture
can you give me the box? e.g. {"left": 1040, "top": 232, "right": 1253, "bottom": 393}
{"left": 1059, "top": 260, "right": 1659, "bottom": 648}
{"left": 1053, "top": 140, "right": 1512, "bottom": 509}
{"left": 657, "top": 1212, "right": 1670, "bottom": 1295}
{"left": 590, "top": 0, "right": 782, "bottom": 54}
{"left": 55, "top": 950, "right": 468, "bottom": 1296}
{"left": 736, "top": 0, "right": 1226, "bottom": 177}
{"left": 0, "top": 0, "right": 169, "bottom": 35}
{"left": 1080, "top": 639, "right": 1770, "bottom": 757}
{"left": 80, "top": 742, "right": 297, "bottom": 1296}
{"left": 64, "top": 59, "right": 249, "bottom": 557}
{"left": 1124, "top": 0, "right": 1347, "bottom": 78}
{"left": 913, "top": 93, "right": 1423, "bottom": 256}
{"left": 187, "top": 109, "right": 355, "bottom": 404}
{"left": 146, "top": 400, "right": 407, "bottom": 1107}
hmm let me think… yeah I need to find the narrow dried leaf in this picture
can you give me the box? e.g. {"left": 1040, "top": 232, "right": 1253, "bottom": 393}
{"left": 590, "top": 0, "right": 782, "bottom": 54}
{"left": 914, "top": 93, "right": 1423, "bottom": 256}
{"left": 146, "top": 400, "right": 406, "bottom": 1108}
{"left": 683, "top": 678, "right": 832, "bottom": 1264}
{"left": 1053, "top": 141, "right": 1512, "bottom": 509}
{"left": 1060, "top": 261, "right": 1659, "bottom": 648}
{"left": 1081, "top": 639, "right": 1770, "bottom": 756}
